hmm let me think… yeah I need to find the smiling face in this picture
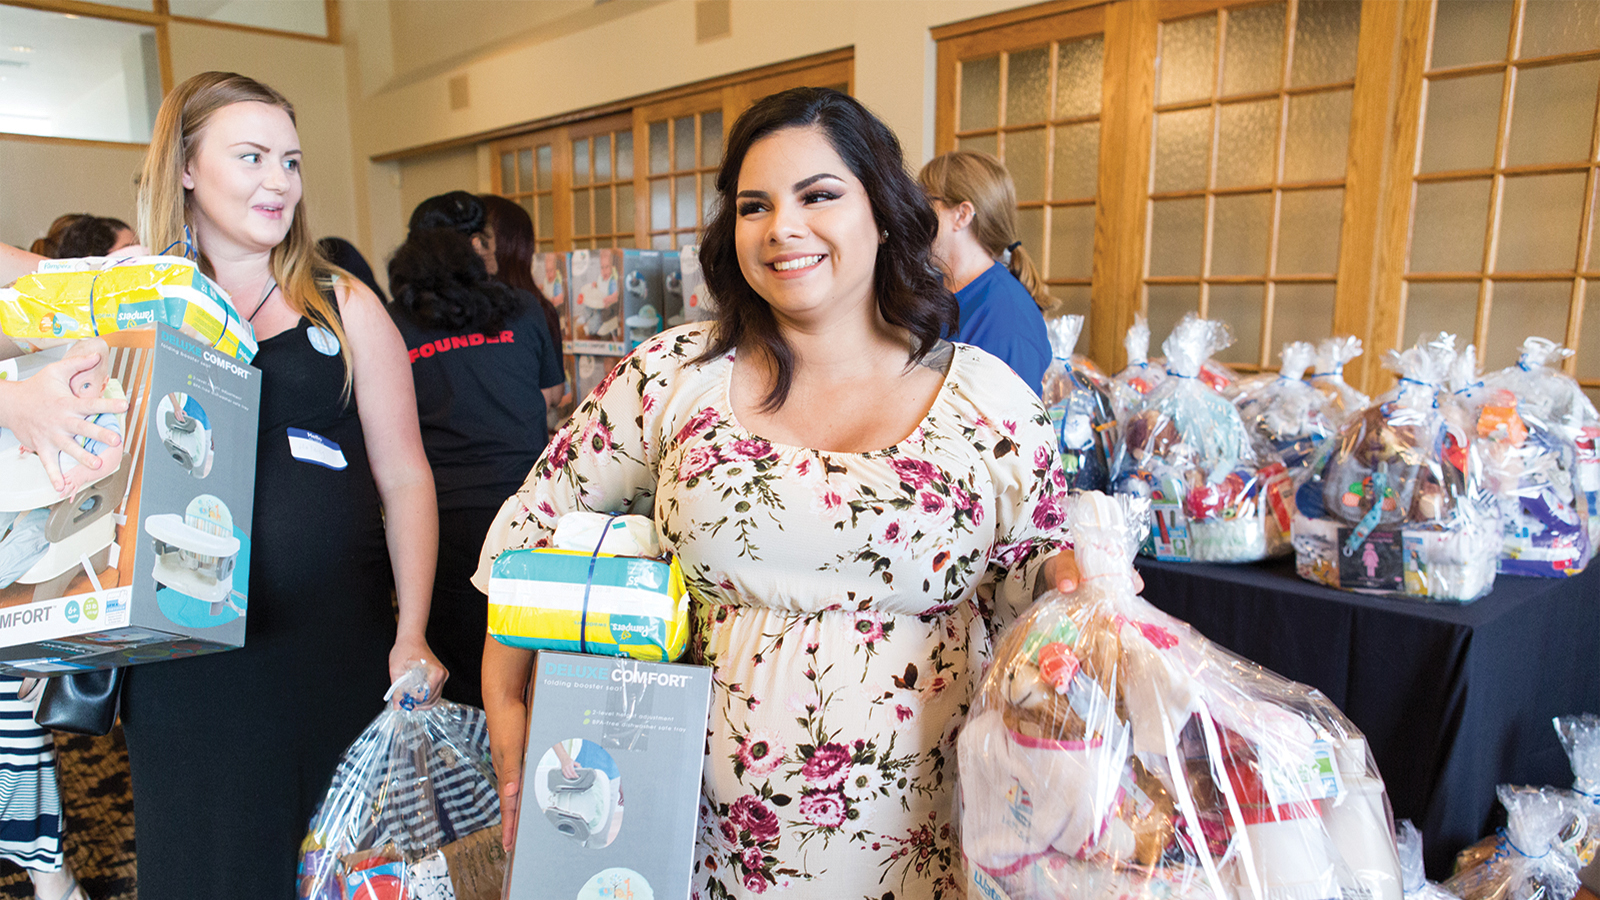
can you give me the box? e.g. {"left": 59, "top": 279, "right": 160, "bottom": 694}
{"left": 733, "top": 125, "right": 881, "bottom": 325}
{"left": 181, "top": 100, "right": 303, "bottom": 259}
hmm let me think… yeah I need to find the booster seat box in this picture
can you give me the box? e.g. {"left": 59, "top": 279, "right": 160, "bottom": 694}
{"left": 0, "top": 324, "right": 260, "bottom": 675}
{"left": 505, "top": 651, "right": 710, "bottom": 900}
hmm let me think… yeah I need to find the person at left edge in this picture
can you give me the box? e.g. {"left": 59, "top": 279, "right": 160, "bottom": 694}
{"left": 118, "top": 71, "right": 445, "bottom": 900}
{"left": 387, "top": 191, "right": 564, "bottom": 708}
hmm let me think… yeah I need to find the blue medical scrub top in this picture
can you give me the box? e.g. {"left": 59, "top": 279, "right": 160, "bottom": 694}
{"left": 953, "top": 262, "right": 1050, "bottom": 396}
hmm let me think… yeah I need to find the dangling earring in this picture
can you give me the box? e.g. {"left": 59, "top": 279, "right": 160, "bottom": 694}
{"left": 879, "top": 229, "right": 889, "bottom": 243}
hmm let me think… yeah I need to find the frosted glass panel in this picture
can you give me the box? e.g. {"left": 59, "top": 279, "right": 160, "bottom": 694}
{"left": 960, "top": 133, "right": 998, "bottom": 157}
{"left": 1008, "top": 128, "right": 1048, "bottom": 203}
{"left": 1153, "top": 107, "right": 1213, "bottom": 192}
{"left": 1271, "top": 283, "right": 1336, "bottom": 349}
{"left": 1283, "top": 89, "right": 1352, "bottom": 182}
{"left": 169, "top": 0, "right": 325, "bottom": 36}
{"left": 1008, "top": 47, "right": 1050, "bottom": 124}
{"left": 1052, "top": 122, "right": 1100, "bottom": 200}
{"left": 537, "top": 197, "right": 554, "bottom": 241}
{"left": 594, "top": 135, "right": 612, "bottom": 181}
{"left": 1291, "top": 0, "right": 1361, "bottom": 86}
{"left": 1420, "top": 73, "right": 1503, "bottom": 172}
{"left": 1430, "top": 0, "right": 1512, "bottom": 70}
{"left": 1222, "top": 3, "right": 1284, "bottom": 97}
{"left": 1507, "top": 60, "right": 1600, "bottom": 166}
{"left": 517, "top": 149, "right": 533, "bottom": 192}
{"left": 1497, "top": 172, "right": 1587, "bottom": 272}
{"left": 1056, "top": 36, "right": 1104, "bottom": 118}
{"left": 616, "top": 131, "right": 634, "bottom": 179}
{"left": 961, "top": 56, "right": 1001, "bottom": 131}
{"left": 703, "top": 179, "right": 717, "bottom": 223}
{"left": 1055, "top": 286, "right": 1092, "bottom": 325}
{"left": 537, "top": 146, "right": 553, "bottom": 187}
{"left": 573, "top": 138, "right": 590, "bottom": 186}
{"left": 573, "top": 189, "right": 591, "bottom": 235}
{"left": 595, "top": 186, "right": 612, "bottom": 234}
{"left": 1149, "top": 198, "right": 1206, "bottom": 276}
{"left": 617, "top": 184, "right": 635, "bottom": 233}
{"left": 1207, "top": 284, "right": 1262, "bottom": 365}
{"left": 1521, "top": 0, "right": 1600, "bottom": 59}
{"left": 1403, "top": 281, "right": 1479, "bottom": 350}
{"left": 1485, "top": 281, "right": 1572, "bottom": 369}
{"left": 1049, "top": 204, "right": 1095, "bottom": 280}
{"left": 1578, "top": 282, "right": 1600, "bottom": 380}
{"left": 1160, "top": 15, "right": 1218, "bottom": 104}
{"left": 1411, "top": 179, "right": 1491, "bottom": 272}
{"left": 674, "top": 117, "right": 695, "bottom": 171}
{"left": 501, "top": 154, "right": 515, "bottom": 194}
{"left": 650, "top": 179, "right": 670, "bottom": 230}
{"left": 675, "top": 175, "right": 696, "bottom": 228}
{"left": 701, "top": 112, "right": 722, "bottom": 168}
{"left": 1215, "top": 99, "right": 1278, "bottom": 188}
{"left": 1017, "top": 207, "right": 1045, "bottom": 273}
{"left": 1277, "top": 188, "right": 1344, "bottom": 275}
{"left": 1211, "top": 192, "right": 1272, "bottom": 277}
{"left": 1147, "top": 284, "right": 1200, "bottom": 346}
{"left": 649, "top": 121, "right": 670, "bottom": 175}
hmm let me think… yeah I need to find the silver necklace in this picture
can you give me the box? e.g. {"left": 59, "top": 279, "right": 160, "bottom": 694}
{"left": 248, "top": 278, "right": 277, "bottom": 323}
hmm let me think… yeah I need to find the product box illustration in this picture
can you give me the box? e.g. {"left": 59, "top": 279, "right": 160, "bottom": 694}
{"left": 0, "top": 325, "right": 260, "bottom": 675}
{"left": 569, "top": 249, "right": 670, "bottom": 354}
{"left": 505, "top": 652, "right": 711, "bottom": 900}
{"left": 659, "top": 250, "right": 684, "bottom": 333}
{"left": 678, "top": 244, "right": 715, "bottom": 324}
{"left": 531, "top": 251, "right": 570, "bottom": 343}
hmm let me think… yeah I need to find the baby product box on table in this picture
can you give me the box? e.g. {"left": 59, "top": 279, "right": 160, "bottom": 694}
{"left": 569, "top": 249, "right": 668, "bottom": 355}
{"left": 0, "top": 324, "right": 260, "bottom": 676}
{"left": 530, "top": 251, "right": 570, "bottom": 344}
{"left": 505, "top": 651, "right": 710, "bottom": 900}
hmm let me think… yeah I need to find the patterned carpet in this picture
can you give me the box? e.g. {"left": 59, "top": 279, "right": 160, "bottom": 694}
{"left": 0, "top": 727, "right": 136, "bottom": 900}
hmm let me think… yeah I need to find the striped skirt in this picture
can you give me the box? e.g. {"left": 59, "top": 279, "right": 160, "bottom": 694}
{"left": 0, "top": 677, "right": 63, "bottom": 871}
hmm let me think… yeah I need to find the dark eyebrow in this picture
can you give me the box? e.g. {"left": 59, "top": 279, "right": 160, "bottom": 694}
{"left": 735, "top": 173, "right": 845, "bottom": 201}
{"left": 229, "top": 141, "right": 301, "bottom": 156}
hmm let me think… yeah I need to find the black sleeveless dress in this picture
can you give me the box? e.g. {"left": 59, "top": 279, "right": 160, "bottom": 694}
{"left": 122, "top": 318, "right": 396, "bottom": 899}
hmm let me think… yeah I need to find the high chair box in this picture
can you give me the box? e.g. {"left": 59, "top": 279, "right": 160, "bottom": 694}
{"left": 505, "top": 651, "right": 710, "bottom": 900}
{"left": 0, "top": 324, "right": 260, "bottom": 675}
{"left": 530, "top": 251, "right": 570, "bottom": 343}
{"left": 569, "top": 249, "right": 668, "bottom": 355}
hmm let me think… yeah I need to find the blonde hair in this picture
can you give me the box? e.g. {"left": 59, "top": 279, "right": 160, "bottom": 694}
{"left": 918, "top": 150, "right": 1056, "bottom": 314}
{"left": 136, "top": 71, "right": 353, "bottom": 390}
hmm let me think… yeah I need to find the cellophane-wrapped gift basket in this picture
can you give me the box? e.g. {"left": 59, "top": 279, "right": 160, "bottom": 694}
{"left": 1290, "top": 336, "right": 1500, "bottom": 601}
{"left": 958, "top": 491, "right": 1403, "bottom": 900}
{"left": 1042, "top": 315, "right": 1117, "bottom": 492}
{"left": 1234, "top": 341, "right": 1340, "bottom": 474}
{"left": 1111, "top": 314, "right": 1293, "bottom": 562}
{"left": 1113, "top": 315, "right": 1165, "bottom": 420}
{"left": 1309, "top": 337, "right": 1371, "bottom": 427}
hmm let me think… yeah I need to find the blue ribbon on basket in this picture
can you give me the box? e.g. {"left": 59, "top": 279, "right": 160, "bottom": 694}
{"left": 578, "top": 514, "right": 620, "bottom": 654}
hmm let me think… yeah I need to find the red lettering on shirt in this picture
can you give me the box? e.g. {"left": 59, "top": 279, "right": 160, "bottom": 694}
{"left": 468, "top": 333, "right": 485, "bottom": 346}
{"left": 407, "top": 330, "right": 516, "bottom": 363}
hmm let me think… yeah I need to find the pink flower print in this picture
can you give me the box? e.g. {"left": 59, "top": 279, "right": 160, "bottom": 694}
{"left": 537, "top": 500, "right": 557, "bottom": 519}
{"left": 918, "top": 491, "right": 947, "bottom": 517}
{"left": 743, "top": 872, "right": 769, "bottom": 894}
{"left": 1003, "top": 419, "right": 1018, "bottom": 435}
{"left": 728, "top": 795, "right": 780, "bottom": 844}
{"left": 719, "top": 818, "right": 738, "bottom": 846}
{"left": 811, "top": 488, "right": 846, "bottom": 521}
{"left": 583, "top": 419, "right": 614, "bottom": 454}
{"left": 726, "top": 438, "right": 777, "bottom": 461}
{"left": 798, "top": 790, "right": 848, "bottom": 828}
{"left": 794, "top": 457, "right": 812, "bottom": 478}
{"left": 674, "top": 407, "right": 722, "bottom": 444}
{"left": 593, "top": 362, "right": 622, "bottom": 398}
{"left": 800, "top": 742, "right": 852, "bottom": 789}
{"left": 877, "top": 518, "right": 910, "bottom": 549}
{"left": 1034, "top": 444, "right": 1052, "bottom": 469}
{"left": 737, "top": 730, "right": 785, "bottom": 776}
{"left": 640, "top": 390, "right": 660, "bottom": 413}
{"left": 1052, "top": 467, "right": 1068, "bottom": 488}
{"left": 741, "top": 847, "right": 764, "bottom": 873}
{"left": 895, "top": 704, "right": 914, "bottom": 722}
{"left": 853, "top": 612, "right": 886, "bottom": 645}
{"left": 1032, "top": 493, "right": 1068, "bottom": 531}
{"left": 544, "top": 430, "right": 573, "bottom": 470}
{"left": 889, "top": 457, "right": 940, "bottom": 489}
{"left": 678, "top": 445, "right": 721, "bottom": 482}
{"left": 1137, "top": 621, "right": 1179, "bottom": 649}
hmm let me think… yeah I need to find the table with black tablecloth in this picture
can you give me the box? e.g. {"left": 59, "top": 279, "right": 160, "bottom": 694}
{"left": 1133, "top": 554, "right": 1600, "bottom": 879}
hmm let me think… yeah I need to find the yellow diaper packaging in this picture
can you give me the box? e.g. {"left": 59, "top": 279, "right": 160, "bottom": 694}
{"left": 487, "top": 548, "right": 688, "bottom": 662}
{"left": 1, "top": 255, "right": 257, "bottom": 362}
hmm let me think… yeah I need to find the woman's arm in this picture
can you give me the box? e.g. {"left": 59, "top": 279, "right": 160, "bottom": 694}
{"left": 0, "top": 354, "right": 127, "bottom": 492}
{"left": 1, "top": 243, "right": 42, "bottom": 286}
{"left": 483, "top": 635, "right": 535, "bottom": 851}
{"left": 338, "top": 278, "right": 445, "bottom": 695}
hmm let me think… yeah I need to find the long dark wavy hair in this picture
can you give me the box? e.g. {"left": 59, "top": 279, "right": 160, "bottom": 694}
{"left": 480, "top": 194, "right": 562, "bottom": 357}
{"left": 695, "top": 87, "right": 957, "bottom": 411}
{"left": 389, "top": 192, "right": 524, "bottom": 331}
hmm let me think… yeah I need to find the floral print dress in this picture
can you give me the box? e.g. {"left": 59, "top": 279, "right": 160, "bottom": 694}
{"left": 473, "top": 325, "right": 1074, "bottom": 900}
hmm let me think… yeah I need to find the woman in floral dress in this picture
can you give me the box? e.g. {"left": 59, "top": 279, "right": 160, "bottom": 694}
{"left": 475, "top": 87, "right": 1079, "bottom": 900}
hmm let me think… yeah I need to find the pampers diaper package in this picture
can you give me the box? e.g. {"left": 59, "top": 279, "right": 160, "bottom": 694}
{"left": 487, "top": 513, "right": 689, "bottom": 662}
{"left": 0, "top": 324, "right": 260, "bottom": 675}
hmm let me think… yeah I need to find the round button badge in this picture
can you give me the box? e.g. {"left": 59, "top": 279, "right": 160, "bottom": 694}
{"left": 307, "top": 325, "right": 341, "bottom": 356}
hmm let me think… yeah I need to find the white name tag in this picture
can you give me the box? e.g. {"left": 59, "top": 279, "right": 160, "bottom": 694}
{"left": 287, "top": 427, "right": 348, "bottom": 470}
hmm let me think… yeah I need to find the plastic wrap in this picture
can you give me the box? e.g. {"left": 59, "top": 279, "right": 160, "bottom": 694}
{"left": 1475, "top": 338, "right": 1600, "bottom": 576}
{"left": 1290, "top": 336, "right": 1500, "bottom": 600}
{"left": 0, "top": 254, "right": 257, "bottom": 362}
{"left": 958, "top": 491, "right": 1402, "bottom": 900}
{"left": 1396, "top": 821, "right": 1459, "bottom": 900}
{"left": 1042, "top": 315, "right": 1117, "bottom": 492}
{"left": 1310, "top": 338, "right": 1372, "bottom": 426}
{"left": 1555, "top": 714, "right": 1600, "bottom": 867}
{"left": 1113, "top": 315, "right": 1166, "bottom": 419}
{"left": 1441, "top": 786, "right": 1587, "bottom": 900}
{"left": 1235, "top": 342, "right": 1340, "bottom": 472}
{"left": 298, "top": 666, "right": 503, "bottom": 900}
{"left": 1111, "top": 314, "right": 1292, "bottom": 562}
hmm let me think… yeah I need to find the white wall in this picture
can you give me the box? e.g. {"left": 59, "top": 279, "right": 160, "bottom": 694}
{"left": 0, "top": 138, "right": 145, "bottom": 249}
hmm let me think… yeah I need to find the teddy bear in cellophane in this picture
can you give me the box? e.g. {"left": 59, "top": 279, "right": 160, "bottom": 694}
{"left": 1110, "top": 314, "right": 1293, "bottom": 563}
{"left": 959, "top": 492, "right": 1403, "bottom": 900}
{"left": 1291, "top": 335, "right": 1500, "bottom": 601}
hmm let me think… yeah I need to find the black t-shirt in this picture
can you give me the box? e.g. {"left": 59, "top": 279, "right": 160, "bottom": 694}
{"left": 389, "top": 290, "right": 564, "bottom": 511}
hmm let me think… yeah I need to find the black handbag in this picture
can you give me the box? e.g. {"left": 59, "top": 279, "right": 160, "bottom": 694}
{"left": 34, "top": 667, "right": 124, "bottom": 736}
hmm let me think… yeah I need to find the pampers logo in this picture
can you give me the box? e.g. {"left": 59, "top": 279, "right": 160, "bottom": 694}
{"left": 203, "top": 350, "right": 252, "bottom": 380}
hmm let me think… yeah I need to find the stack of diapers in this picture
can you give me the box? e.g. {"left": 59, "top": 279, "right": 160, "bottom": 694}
{"left": 487, "top": 512, "right": 689, "bottom": 661}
